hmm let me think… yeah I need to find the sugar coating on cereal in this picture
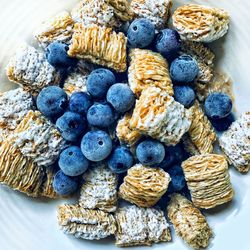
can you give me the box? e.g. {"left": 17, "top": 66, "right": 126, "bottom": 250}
{"left": 219, "top": 112, "right": 250, "bottom": 173}
{"left": 119, "top": 164, "right": 171, "bottom": 207}
{"left": 182, "top": 154, "right": 234, "bottom": 209}
{"left": 79, "top": 162, "right": 118, "bottom": 212}
{"left": 68, "top": 24, "right": 127, "bottom": 72}
{"left": 130, "top": 0, "right": 172, "bottom": 30}
{"left": 167, "top": 193, "right": 212, "bottom": 249}
{"left": 34, "top": 11, "right": 75, "bottom": 48}
{"left": 57, "top": 204, "right": 117, "bottom": 240}
{"left": 6, "top": 44, "right": 61, "bottom": 95}
{"left": 130, "top": 87, "right": 191, "bottom": 146}
{"left": 115, "top": 205, "right": 171, "bottom": 247}
{"left": 128, "top": 49, "right": 173, "bottom": 97}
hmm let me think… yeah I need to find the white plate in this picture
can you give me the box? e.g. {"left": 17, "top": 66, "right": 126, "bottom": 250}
{"left": 0, "top": 0, "right": 249, "bottom": 250}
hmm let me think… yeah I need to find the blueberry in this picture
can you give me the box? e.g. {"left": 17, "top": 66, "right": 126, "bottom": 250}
{"left": 59, "top": 146, "right": 89, "bottom": 176}
{"left": 127, "top": 18, "right": 155, "bottom": 48}
{"left": 107, "top": 83, "right": 135, "bottom": 113}
{"left": 69, "top": 92, "right": 93, "bottom": 115}
{"left": 87, "top": 68, "right": 116, "bottom": 99}
{"left": 136, "top": 139, "right": 165, "bottom": 166}
{"left": 170, "top": 55, "right": 199, "bottom": 83}
{"left": 108, "top": 146, "right": 134, "bottom": 174}
{"left": 52, "top": 170, "right": 78, "bottom": 196}
{"left": 210, "top": 113, "right": 235, "bottom": 131}
{"left": 36, "top": 86, "right": 68, "bottom": 119}
{"left": 167, "top": 165, "right": 186, "bottom": 193}
{"left": 56, "top": 111, "right": 87, "bottom": 142}
{"left": 87, "top": 103, "right": 115, "bottom": 128}
{"left": 174, "top": 85, "right": 195, "bottom": 108}
{"left": 155, "top": 29, "right": 181, "bottom": 60}
{"left": 81, "top": 130, "right": 112, "bottom": 161}
{"left": 204, "top": 92, "right": 233, "bottom": 120}
{"left": 46, "top": 42, "right": 77, "bottom": 68}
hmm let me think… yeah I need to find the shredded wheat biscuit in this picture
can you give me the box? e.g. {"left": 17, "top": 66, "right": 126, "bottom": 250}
{"left": 130, "top": 87, "right": 191, "bottom": 145}
{"left": 57, "top": 204, "right": 116, "bottom": 240}
{"left": 219, "top": 112, "right": 250, "bottom": 173}
{"left": 130, "top": 0, "right": 172, "bottom": 30}
{"left": 128, "top": 49, "right": 173, "bottom": 97}
{"left": 34, "top": 11, "right": 75, "bottom": 48}
{"left": 167, "top": 194, "right": 212, "bottom": 249}
{"left": 79, "top": 162, "right": 118, "bottom": 212}
{"left": 115, "top": 205, "right": 171, "bottom": 247}
{"left": 6, "top": 45, "right": 61, "bottom": 95}
{"left": 68, "top": 24, "right": 127, "bottom": 72}
{"left": 119, "top": 164, "right": 170, "bottom": 207}
{"left": 173, "top": 4, "right": 230, "bottom": 42}
{"left": 182, "top": 154, "right": 234, "bottom": 209}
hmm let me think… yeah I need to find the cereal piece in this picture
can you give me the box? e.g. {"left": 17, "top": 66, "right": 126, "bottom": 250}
{"left": 130, "top": 87, "right": 191, "bottom": 146}
{"left": 57, "top": 204, "right": 116, "bottom": 240}
{"left": 6, "top": 45, "right": 61, "bottom": 95}
{"left": 196, "top": 71, "right": 234, "bottom": 102}
{"left": 68, "top": 24, "right": 127, "bottom": 72}
{"left": 181, "top": 41, "right": 215, "bottom": 84}
{"left": 182, "top": 154, "right": 234, "bottom": 209}
{"left": 107, "top": 0, "right": 133, "bottom": 21}
{"left": 79, "top": 162, "right": 118, "bottom": 212}
{"left": 167, "top": 194, "right": 212, "bottom": 249}
{"left": 128, "top": 49, "right": 173, "bottom": 97}
{"left": 172, "top": 4, "right": 230, "bottom": 42}
{"left": 130, "top": 0, "right": 172, "bottom": 30}
{"left": 219, "top": 112, "right": 250, "bottom": 173}
{"left": 34, "top": 11, "right": 75, "bottom": 48}
{"left": 182, "top": 134, "right": 200, "bottom": 156}
{"left": 119, "top": 164, "right": 170, "bottom": 207}
{"left": 0, "top": 88, "right": 34, "bottom": 140}
{"left": 187, "top": 101, "right": 216, "bottom": 154}
{"left": 115, "top": 205, "right": 171, "bottom": 247}
{"left": 10, "top": 110, "right": 67, "bottom": 167}
{"left": 116, "top": 112, "right": 142, "bottom": 146}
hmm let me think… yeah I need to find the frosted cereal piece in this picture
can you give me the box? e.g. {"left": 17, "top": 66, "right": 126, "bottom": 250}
{"left": 167, "top": 194, "right": 212, "bottom": 249}
{"left": 128, "top": 49, "right": 173, "bottom": 97}
{"left": 57, "top": 204, "right": 116, "bottom": 240}
{"left": 79, "top": 162, "right": 118, "bottom": 212}
{"left": 68, "top": 24, "right": 127, "bottom": 72}
{"left": 116, "top": 112, "right": 142, "bottom": 146}
{"left": 6, "top": 45, "right": 61, "bottom": 95}
{"left": 115, "top": 205, "right": 171, "bottom": 247}
{"left": 34, "top": 11, "right": 75, "bottom": 48}
{"left": 187, "top": 101, "right": 216, "bottom": 154}
{"left": 131, "top": 0, "right": 172, "bottom": 30}
{"left": 173, "top": 4, "right": 230, "bottom": 42}
{"left": 219, "top": 112, "right": 250, "bottom": 173}
{"left": 0, "top": 88, "right": 34, "bottom": 140}
{"left": 119, "top": 164, "right": 170, "bottom": 207}
{"left": 181, "top": 41, "right": 215, "bottom": 84}
{"left": 182, "top": 154, "right": 234, "bottom": 209}
{"left": 10, "top": 110, "right": 67, "bottom": 167}
{"left": 130, "top": 87, "right": 191, "bottom": 146}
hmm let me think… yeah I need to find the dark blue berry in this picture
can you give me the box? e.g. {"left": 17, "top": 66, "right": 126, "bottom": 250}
{"left": 204, "top": 92, "right": 232, "bottom": 120}
{"left": 174, "top": 85, "right": 195, "bottom": 108}
{"left": 167, "top": 165, "right": 186, "bottom": 193}
{"left": 170, "top": 55, "right": 199, "bottom": 83}
{"left": 108, "top": 146, "right": 134, "bottom": 174}
{"left": 69, "top": 92, "right": 93, "bottom": 115}
{"left": 52, "top": 170, "right": 78, "bottom": 196}
{"left": 107, "top": 83, "right": 135, "bottom": 113}
{"left": 36, "top": 86, "right": 68, "bottom": 119}
{"left": 59, "top": 146, "right": 89, "bottom": 176}
{"left": 210, "top": 113, "right": 235, "bottom": 131}
{"left": 81, "top": 130, "right": 112, "bottom": 161}
{"left": 56, "top": 111, "right": 87, "bottom": 142}
{"left": 87, "top": 68, "right": 116, "bottom": 99}
{"left": 136, "top": 139, "right": 165, "bottom": 166}
{"left": 127, "top": 18, "right": 155, "bottom": 48}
